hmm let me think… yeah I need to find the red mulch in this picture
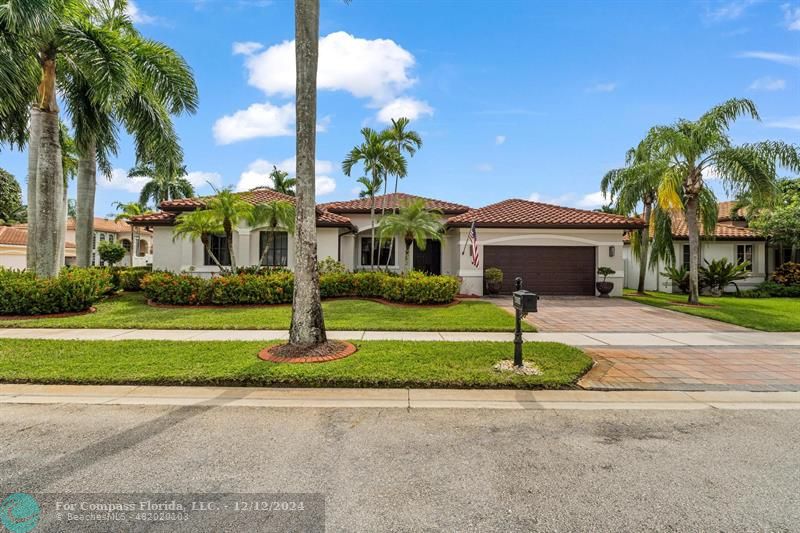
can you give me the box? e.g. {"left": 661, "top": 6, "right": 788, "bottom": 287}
{"left": 258, "top": 341, "right": 358, "bottom": 364}
{"left": 0, "top": 307, "right": 97, "bottom": 321}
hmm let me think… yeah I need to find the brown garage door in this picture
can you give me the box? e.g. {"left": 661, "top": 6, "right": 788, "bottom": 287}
{"left": 484, "top": 246, "right": 596, "bottom": 295}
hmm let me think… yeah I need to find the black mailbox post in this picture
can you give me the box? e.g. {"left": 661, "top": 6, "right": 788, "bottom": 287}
{"left": 511, "top": 277, "right": 538, "bottom": 367}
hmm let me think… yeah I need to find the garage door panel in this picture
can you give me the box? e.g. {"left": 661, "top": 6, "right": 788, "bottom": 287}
{"left": 484, "top": 246, "right": 596, "bottom": 295}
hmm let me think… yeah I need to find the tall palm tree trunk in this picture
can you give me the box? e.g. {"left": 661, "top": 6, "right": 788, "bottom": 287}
{"left": 26, "top": 108, "right": 42, "bottom": 271}
{"left": 685, "top": 195, "right": 701, "bottom": 304}
{"left": 33, "top": 110, "right": 64, "bottom": 277}
{"left": 289, "top": 0, "right": 326, "bottom": 346}
{"left": 384, "top": 175, "right": 400, "bottom": 271}
{"left": 636, "top": 201, "right": 651, "bottom": 294}
{"left": 76, "top": 138, "right": 96, "bottom": 267}
{"left": 57, "top": 178, "right": 67, "bottom": 266}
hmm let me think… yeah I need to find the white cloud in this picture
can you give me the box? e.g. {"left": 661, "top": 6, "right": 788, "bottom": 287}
{"left": 99, "top": 168, "right": 149, "bottom": 193}
{"left": 241, "top": 32, "right": 416, "bottom": 103}
{"left": 232, "top": 41, "right": 264, "bottom": 55}
{"left": 495, "top": 135, "right": 506, "bottom": 145}
{"left": 236, "top": 158, "right": 336, "bottom": 197}
{"left": 376, "top": 97, "right": 433, "bottom": 123}
{"left": 213, "top": 102, "right": 295, "bottom": 144}
{"left": 586, "top": 82, "right": 617, "bottom": 93}
{"left": 738, "top": 51, "right": 800, "bottom": 67}
{"left": 475, "top": 163, "right": 493, "bottom": 173}
{"left": 126, "top": 0, "right": 156, "bottom": 24}
{"left": 527, "top": 191, "right": 607, "bottom": 209}
{"left": 576, "top": 191, "right": 606, "bottom": 209}
{"left": 316, "top": 115, "right": 332, "bottom": 132}
{"left": 783, "top": 3, "right": 800, "bottom": 30}
{"left": 749, "top": 76, "right": 786, "bottom": 90}
{"left": 706, "top": 0, "right": 761, "bottom": 21}
{"left": 185, "top": 171, "right": 222, "bottom": 190}
{"left": 767, "top": 116, "right": 800, "bottom": 130}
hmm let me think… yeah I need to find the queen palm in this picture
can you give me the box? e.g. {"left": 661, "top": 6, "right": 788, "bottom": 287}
{"left": 205, "top": 187, "right": 253, "bottom": 271}
{"left": 378, "top": 199, "right": 444, "bottom": 272}
{"left": 112, "top": 201, "right": 147, "bottom": 266}
{"left": 172, "top": 210, "right": 226, "bottom": 270}
{"left": 342, "top": 127, "right": 406, "bottom": 270}
{"left": 1, "top": 0, "right": 130, "bottom": 277}
{"left": 642, "top": 98, "right": 800, "bottom": 304}
{"left": 70, "top": 0, "right": 198, "bottom": 267}
{"left": 269, "top": 166, "right": 296, "bottom": 196}
{"left": 251, "top": 200, "right": 295, "bottom": 266}
{"left": 130, "top": 162, "right": 195, "bottom": 208}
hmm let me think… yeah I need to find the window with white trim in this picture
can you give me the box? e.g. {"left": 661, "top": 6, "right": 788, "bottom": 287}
{"left": 736, "top": 244, "right": 753, "bottom": 271}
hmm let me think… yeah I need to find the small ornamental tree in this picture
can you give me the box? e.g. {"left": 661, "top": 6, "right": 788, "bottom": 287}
{"left": 97, "top": 240, "right": 126, "bottom": 266}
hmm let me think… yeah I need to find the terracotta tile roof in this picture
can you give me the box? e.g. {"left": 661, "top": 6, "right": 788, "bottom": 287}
{"left": 135, "top": 188, "right": 354, "bottom": 229}
{"left": 319, "top": 193, "right": 471, "bottom": 215}
{"left": 717, "top": 201, "right": 745, "bottom": 222}
{"left": 0, "top": 226, "right": 76, "bottom": 248}
{"left": 66, "top": 217, "right": 150, "bottom": 234}
{"left": 670, "top": 213, "right": 763, "bottom": 240}
{"left": 447, "top": 199, "right": 644, "bottom": 229}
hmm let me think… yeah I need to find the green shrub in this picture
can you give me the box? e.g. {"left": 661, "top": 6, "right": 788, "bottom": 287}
{"left": 699, "top": 258, "right": 750, "bottom": 295}
{"left": 144, "top": 270, "right": 461, "bottom": 305}
{"left": 484, "top": 267, "right": 503, "bottom": 283}
{"left": 319, "top": 257, "right": 347, "bottom": 274}
{"left": 116, "top": 267, "right": 151, "bottom": 291}
{"left": 0, "top": 268, "right": 112, "bottom": 315}
{"left": 739, "top": 281, "right": 800, "bottom": 298}
{"left": 772, "top": 262, "right": 800, "bottom": 286}
{"left": 97, "top": 240, "right": 126, "bottom": 266}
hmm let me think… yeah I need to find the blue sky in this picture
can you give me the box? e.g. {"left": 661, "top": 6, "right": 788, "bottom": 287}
{"left": 2, "top": 0, "right": 799, "bottom": 217}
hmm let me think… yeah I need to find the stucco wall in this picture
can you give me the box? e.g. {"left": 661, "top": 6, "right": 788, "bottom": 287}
{"left": 0, "top": 246, "right": 26, "bottom": 270}
{"left": 451, "top": 227, "right": 626, "bottom": 296}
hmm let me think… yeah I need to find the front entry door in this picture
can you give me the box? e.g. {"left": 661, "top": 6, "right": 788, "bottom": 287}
{"left": 413, "top": 239, "right": 441, "bottom": 275}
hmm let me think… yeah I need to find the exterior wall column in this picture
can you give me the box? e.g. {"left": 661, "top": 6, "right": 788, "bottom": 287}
{"left": 238, "top": 229, "right": 251, "bottom": 266}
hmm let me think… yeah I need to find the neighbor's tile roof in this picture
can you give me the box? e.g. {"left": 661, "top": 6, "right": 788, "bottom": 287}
{"left": 716, "top": 201, "right": 746, "bottom": 222}
{"left": 447, "top": 199, "right": 644, "bottom": 229}
{"left": 319, "top": 193, "right": 471, "bottom": 215}
{"left": 66, "top": 217, "right": 151, "bottom": 234}
{"left": 132, "top": 188, "right": 354, "bottom": 228}
{"left": 669, "top": 214, "right": 763, "bottom": 240}
{"left": 0, "top": 226, "right": 76, "bottom": 248}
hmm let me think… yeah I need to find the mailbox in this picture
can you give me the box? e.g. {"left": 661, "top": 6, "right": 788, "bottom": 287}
{"left": 512, "top": 290, "right": 538, "bottom": 314}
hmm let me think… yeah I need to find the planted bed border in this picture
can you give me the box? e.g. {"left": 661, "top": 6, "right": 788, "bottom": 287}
{"left": 146, "top": 297, "right": 463, "bottom": 309}
{"left": 258, "top": 341, "right": 358, "bottom": 364}
{"left": 0, "top": 307, "right": 97, "bottom": 321}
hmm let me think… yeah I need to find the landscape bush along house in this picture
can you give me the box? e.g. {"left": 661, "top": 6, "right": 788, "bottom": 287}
{"left": 0, "top": 268, "right": 112, "bottom": 316}
{"left": 129, "top": 189, "right": 642, "bottom": 297}
{"left": 142, "top": 270, "right": 461, "bottom": 306}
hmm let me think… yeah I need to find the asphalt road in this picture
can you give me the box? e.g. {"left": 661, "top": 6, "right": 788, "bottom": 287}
{"left": 1, "top": 404, "right": 799, "bottom": 532}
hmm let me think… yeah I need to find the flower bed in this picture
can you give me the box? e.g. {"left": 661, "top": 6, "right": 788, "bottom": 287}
{"left": 142, "top": 270, "right": 461, "bottom": 306}
{"left": 0, "top": 268, "right": 112, "bottom": 316}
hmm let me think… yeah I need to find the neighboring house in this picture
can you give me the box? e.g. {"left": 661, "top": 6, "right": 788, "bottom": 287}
{"left": 0, "top": 225, "right": 76, "bottom": 269}
{"left": 623, "top": 201, "right": 767, "bottom": 293}
{"left": 65, "top": 218, "right": 154, "bottom": 267}
{"left": 129, "top": 189, "right": 642, "bottom": 296}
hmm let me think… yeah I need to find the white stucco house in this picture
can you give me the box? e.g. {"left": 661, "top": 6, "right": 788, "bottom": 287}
{"left": 129, "top": 188, "right": 643, "bottom": 297}
{"left": 623, "top": 202, "right": 769, "bottom": 293}
{"left": 66, "top": 218, "right": 154, "bottom": 267}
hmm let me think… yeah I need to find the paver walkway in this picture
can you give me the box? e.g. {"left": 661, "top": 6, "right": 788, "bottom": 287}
{"left": 580, "top": 346, "right": 800, "bottom": 391}
{"left": 487, "top": 296, "right": 748, "bottom": 332}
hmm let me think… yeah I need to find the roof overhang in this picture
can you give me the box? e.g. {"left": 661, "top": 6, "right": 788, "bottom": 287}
{"left": 446, "top": 222, "right": 645, "bottom": 230}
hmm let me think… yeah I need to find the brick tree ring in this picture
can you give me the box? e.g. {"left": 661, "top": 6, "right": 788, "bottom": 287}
{"left": 258, "top": 341, "right": 358, "bottom": 364}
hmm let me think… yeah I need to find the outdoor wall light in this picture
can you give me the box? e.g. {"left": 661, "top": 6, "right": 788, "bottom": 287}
{"left": 609, "top": 246, "right": 615, "bottom": 257}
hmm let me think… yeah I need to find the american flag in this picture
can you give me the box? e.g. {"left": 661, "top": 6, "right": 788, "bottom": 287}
{"left": 467, "top": 222, "right": 479, "bottom": 267}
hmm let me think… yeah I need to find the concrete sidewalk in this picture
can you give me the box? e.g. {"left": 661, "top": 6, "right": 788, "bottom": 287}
{"left": 2, "top": 383, "right": 799, "bottom": 410}
{"left": 1, "top": 327, "right": 799, "bottom": 346}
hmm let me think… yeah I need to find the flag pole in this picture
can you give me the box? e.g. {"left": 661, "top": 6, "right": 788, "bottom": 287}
{"left": 461, "top": 221, "right": 474, "bottom": 255}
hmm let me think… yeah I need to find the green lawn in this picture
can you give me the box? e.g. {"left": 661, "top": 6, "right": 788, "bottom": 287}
{"left": 0, "top": 339, "right": 590, "bottom": 389}
{"left": 0, "top": 292, "right": 533, "bottom": 332}
{"left": 624, "top": 290, "right": 800, "bottom": 331}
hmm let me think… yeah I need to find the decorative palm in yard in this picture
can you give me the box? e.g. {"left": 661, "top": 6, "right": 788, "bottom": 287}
{"left": 251, "top": 200, "right": 296, "bottom": 266}
{"left": 172, "top": 210, "right": 226, "bottom": 270}
{"left": 204, "top": 187, "right": 254, "bottom": 271}
{"left": 130, "top": 162, "right": 196, "bottom": 208}
{"left": 268, "top": 166, "right": 296, "bottom": 196}
{"left": 113, "top": 201, "right": 148, "bottom": 267}
{"left": 378, "top": 199, "right": 444, "bottom": 272}
{"left": 641, "top": 98, "right": 800, "bottom": 304}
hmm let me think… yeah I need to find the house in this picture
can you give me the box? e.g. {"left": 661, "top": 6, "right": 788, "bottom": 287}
{"left": 622, "top": 201, "right": 767, "bottom": 293}
{"left": 129, "top": 189, "right": 643, "bottom": 296}
{"left": 0, "top": 225, "right": 76, "bottom": 269}
{"left": 65, "top": 218, "right": 154, "bottom": 267}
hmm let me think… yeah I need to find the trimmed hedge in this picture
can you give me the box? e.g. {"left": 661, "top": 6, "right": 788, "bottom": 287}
{"left": 0, "top": 268, "right": 113, "bottom": 316}
{"left": 772, "top": 262, "right": 800, "bottom": 287}
{"left": 142, "top": 270, "right": 461, "bottom": 306}
{"left": 739, "top": 280, "right": 800, "bottom": 298}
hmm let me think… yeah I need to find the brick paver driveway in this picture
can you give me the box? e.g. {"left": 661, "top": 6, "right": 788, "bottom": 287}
{"left": 580, "top": 346, "right": 800, "bottom": 391}
{"left": 492, "top": 296, "right": 748, "bottom": 333}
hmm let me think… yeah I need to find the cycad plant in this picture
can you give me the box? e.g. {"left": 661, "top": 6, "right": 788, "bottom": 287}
{"left": 643, "top": 98, "right": 800, "bottom": 304}
{"left": 700, "top": 258, "right": 751, "bottom": 296}
{"left": 378, "top": 199, "right": 444, "bottom": 272}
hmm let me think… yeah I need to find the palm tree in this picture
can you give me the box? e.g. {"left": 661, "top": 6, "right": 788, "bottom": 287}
{"left": 342, "top": 127, "right": 406, "bottom": 270}
{"left": 290, "top": 0, "right": 327, "bottom": 347}
{"left": 1, "top": 0, "right": 130, "bottom": 277}
{"left": 130, "top": 162, "right": 195, "bottom": 208}
{"left": 172, "top": 210, "right": 226, "bottom": 270}
{"left": 112, "top": 201, "right": 147, "bottom": 266}
{"left": 269, "top": 166, "right": 296, "bottom": 196}
{"left": 205, "top": 187, "right": 253, "bottom": 271}
{"left": 642, "top": 98, "right": 800, "bottom": 303}
{"left": 601, "top": 142, "right": 669, "bottom": 294}
{"left": 70, "top": 1, "right": 198, "bottom": 268}
{"left": 378, "top": 199, "right": 444, "bottom": 272}
{"left": 251, "top": 200, "right": 295, "bottom": 266}
{"left": 380, "top": 117, "right": 421, "bottom": 267}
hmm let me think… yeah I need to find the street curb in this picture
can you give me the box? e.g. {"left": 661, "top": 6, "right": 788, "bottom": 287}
{"left": 1, "top": 385, "right": 799, "bottom": 410}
